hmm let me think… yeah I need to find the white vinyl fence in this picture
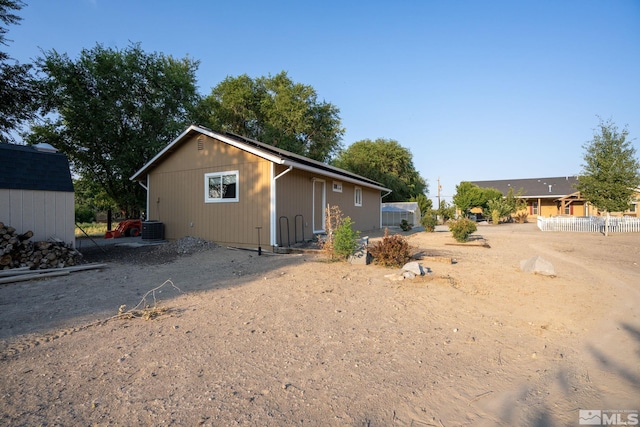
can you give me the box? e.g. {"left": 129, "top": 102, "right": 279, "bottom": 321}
{"left": 537, "top": 216, "right": 640, "bottom": 233}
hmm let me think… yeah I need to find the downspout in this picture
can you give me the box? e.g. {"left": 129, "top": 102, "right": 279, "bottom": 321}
{"left": 380, "top": 189, "right": 392, "bottom": 229}
{"left": 271, "top": 164, "right": 293, "bottom": 247}
{"left": 138, "top": 178, "right": 149, "bottom": 221}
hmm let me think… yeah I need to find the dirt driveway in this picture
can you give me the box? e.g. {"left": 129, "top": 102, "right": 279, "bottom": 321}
{"left": 1, "top": 223, "right": 638, "bottom": 426}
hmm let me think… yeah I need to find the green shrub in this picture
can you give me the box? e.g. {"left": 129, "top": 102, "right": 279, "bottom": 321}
{"left": 448, "top": 217, "right": 477, "bottom": 242}
{"left": 420, "top": 213, "right": 438, "bottom": 232}
{"left": 75, "top": 205, "right": 95, "bottom": 223}
{"left": 369, "top": 228, "right": 411, "bottom": 267}
{"left": 399, "top": 219, "right": 412, "bottom": 231}
{"left": 333, "top": 217, "right": 360, "bottom": 259}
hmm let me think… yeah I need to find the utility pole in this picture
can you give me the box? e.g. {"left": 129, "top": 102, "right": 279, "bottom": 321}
{"left": 437, "top": 177, "right": 442, "bottom": 210}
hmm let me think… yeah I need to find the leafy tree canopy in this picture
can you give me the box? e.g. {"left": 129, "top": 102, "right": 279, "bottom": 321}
{"left": 0, "top": 0, "right": 38, "bottom": 143}
{"left": 28, "top": 42, "right": 201, "bottom": 217}
{"left": 409, "top": 193, "right": 433, "bottom": 217}
{"left": 576, "top": 118, "right": 640, "bottom": 213}
{"left": 332, "top": 138, "right": 427, "bottom": 202}
{"left": 453, "top": 182, "right": 505, "bottom": 216}
{"left": 196, "top": 71, "right": 344, "bottom": 162}
{"left": 452, "top": 182, "right": 484, "bottom": 215}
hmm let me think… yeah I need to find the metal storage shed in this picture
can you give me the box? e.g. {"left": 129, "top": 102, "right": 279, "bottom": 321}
{"left": 381, "top": 202, "right": 421, "bottom": 228}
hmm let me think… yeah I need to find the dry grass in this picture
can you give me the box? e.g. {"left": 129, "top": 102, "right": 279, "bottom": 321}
{"left": 115, "top": 279, "right": 183, "bottom": 321}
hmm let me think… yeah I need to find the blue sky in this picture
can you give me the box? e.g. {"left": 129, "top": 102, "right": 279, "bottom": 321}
{"left": 6, "top": 0, "right": 640, "bottom": 205}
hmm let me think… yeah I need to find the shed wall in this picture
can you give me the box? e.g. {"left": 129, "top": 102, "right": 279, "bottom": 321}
{"left": 0, "top": 189, "right": 75, "bottom": 245}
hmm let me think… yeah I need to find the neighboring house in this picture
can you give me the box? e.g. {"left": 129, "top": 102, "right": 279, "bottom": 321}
{"left": 472, "top": 176, "right": 586, "bottom": 218}
{"left": 381, "top": 202, "right": 421, "bottom": 227}
{"left": 0, "top": 143, "right": 75, "bottom": 245}
{"left": 472, "top": 176, "right": 639, "bottom": 218}
{"left": 130, "top": 125, "right": 392, "bottom": 249}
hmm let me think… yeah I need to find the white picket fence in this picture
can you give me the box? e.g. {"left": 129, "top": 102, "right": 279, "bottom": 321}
{"left": 537, "top": 216, "right": 640, "bottom": 233}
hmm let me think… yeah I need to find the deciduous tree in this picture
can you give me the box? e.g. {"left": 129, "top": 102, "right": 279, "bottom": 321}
{"left": 576, "top": 118, "right": 640, "bottom": 235}
{"left": 29, "top": 43, "right": 200, "bottom": 217}
{"left": 0, "top": 0, "right": 38, "bottom": 143}
{"left": 197, "top": 71, "right": 344, "bottom": 162}
{"left": 332, "top": 138, "right": 427, "bottom": 202}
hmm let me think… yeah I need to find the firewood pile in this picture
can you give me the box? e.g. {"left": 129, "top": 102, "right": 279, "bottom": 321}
{"left": 0, "top": 222, "right": 82, "bottom": 270}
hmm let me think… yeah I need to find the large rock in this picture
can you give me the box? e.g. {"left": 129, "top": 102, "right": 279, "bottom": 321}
{"left": 402, "top": 261, "right": 425, "bottom": 276}
{"left": 520, "top": 256, "right": 556, "bottom": 277}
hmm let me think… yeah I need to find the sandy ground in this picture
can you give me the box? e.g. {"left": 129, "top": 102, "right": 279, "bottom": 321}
{"left": 0, "top": 223, "right": 639, "bottom": 426}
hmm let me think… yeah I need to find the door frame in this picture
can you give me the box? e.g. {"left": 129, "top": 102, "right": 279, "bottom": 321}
{"left": 312, "top": 178, "right": 326, "bottom": 234}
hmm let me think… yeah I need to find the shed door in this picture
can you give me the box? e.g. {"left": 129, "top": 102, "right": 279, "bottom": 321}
{"left": 312, "top": 179, "right": 325, "bottom": 233}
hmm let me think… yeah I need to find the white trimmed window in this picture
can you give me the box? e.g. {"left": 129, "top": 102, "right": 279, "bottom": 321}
{"left": 205, "top": 171, "right": 239, "bottom": 203}
{"left": 332, "top": 181, "right": 342, "bottom": 192}
{"left": 354, "top": 187, "right": 362, "bottom": 207}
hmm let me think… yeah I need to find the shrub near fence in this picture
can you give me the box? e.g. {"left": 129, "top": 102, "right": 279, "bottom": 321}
{"left": 537, "top": 216, "right": 640, "bottom": 233}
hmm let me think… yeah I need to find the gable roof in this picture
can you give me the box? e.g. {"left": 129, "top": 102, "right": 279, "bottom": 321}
{"left": 471, "top": 176, "right": 580, "bottom": 198}
{"left": 131, "top": 125, "right": 392, "bottom": 193}
{"left": 0, "top": 143, "right": 74, "bottom": 192}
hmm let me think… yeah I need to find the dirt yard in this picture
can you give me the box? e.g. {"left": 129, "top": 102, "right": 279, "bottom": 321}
{"left": 0, "top": 223, "right": 638, "bottom": 426}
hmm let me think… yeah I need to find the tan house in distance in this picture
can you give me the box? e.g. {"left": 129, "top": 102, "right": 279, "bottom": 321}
{"left": 130, "top": 125, "right": 391, "bottom": 249}
{"left": 472, "top": 176, "right": 639, "bottom": 218}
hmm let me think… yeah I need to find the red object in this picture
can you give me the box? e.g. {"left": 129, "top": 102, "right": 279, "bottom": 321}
{"left": 105, "top": 219, "right": 142, "bottom": 239}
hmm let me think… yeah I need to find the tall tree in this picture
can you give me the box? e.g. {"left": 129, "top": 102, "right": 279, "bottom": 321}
{"left": 0, "top": 0, "right": 38, "bottom": 143}
{"left": 332, "top": 138, "right": 427, "bottom": 202}
{"left": 197, "top": 71, "right": 344, "bottom": 162}
{"left": 452, "top": 182, "right": 484, "bottom": 216}
{"left": 29, "top": 43, "right": 201, "bottom": 217}
{"left": 576, "top": 118, "right": 640, "bottom": 234}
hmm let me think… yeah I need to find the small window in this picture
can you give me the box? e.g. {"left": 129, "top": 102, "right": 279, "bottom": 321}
{"left": 564, "top": 203, "right": 571, "bottom": 215}
{"left": 205, "top": 171, "right": 239, "bottom": 203}
{"left": 530, "top": 201, "right": 538, "bottom": 215}
{"left": 630, "top": 203, "right": 637, "bottom": 213}
{"left": 332, "top": 181, "right": 342, "bottom": 193}
{"left": 354, "top": 187, "right": 362, "bottom": 207}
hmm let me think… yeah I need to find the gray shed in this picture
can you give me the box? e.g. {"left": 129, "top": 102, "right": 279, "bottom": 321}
{"left": 381, "top": 202, "right": 421, "bottom": 228}
{"left": 0, "top": 143, "right": 75, "bottom": 246}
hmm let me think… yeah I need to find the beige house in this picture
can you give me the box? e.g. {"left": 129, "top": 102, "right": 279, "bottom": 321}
{"left": 131, "top": 125, "right": 391, "bottom": 249}
{"left": 472, "top": 176, "right": 639, "bottom": 218}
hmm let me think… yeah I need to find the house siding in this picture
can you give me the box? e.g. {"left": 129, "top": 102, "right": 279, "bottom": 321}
{"left": 146, "top": 134, "right": 272, "bottom": 246}
{"left": 275, "top": 167, "right": 382, "bottom": 245}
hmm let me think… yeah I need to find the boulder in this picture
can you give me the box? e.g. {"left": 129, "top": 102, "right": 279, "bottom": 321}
{"left": 402, "top": 261, "right": 425, "bottom": 276}
{"left": 520, "top": 256, "right": 556, "bottom": 277}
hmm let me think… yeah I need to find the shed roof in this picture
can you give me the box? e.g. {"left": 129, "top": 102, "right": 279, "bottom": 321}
{"left": 0, "top": 143, "right": 74, "bottom": 192}
{"left": 382, "top": 202, "right": 420, "bottom": 212}
{"left": 131, "top": 125, "right": 392, "bottom": 193}
{"left": 471, "top": 176, "right": 580, "bottom": 198}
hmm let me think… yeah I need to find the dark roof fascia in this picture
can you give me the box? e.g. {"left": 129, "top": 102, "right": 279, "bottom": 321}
{"left": 221, "top": 131, "right": 389, "bottom": 190}
{"left": 0, "top": 143, "right": 74, "bottom": 192}
{"left": 131, "top": 125, "right": 392, "bottom": 193}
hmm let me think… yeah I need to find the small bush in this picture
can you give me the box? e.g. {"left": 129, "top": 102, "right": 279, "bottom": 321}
{"left": 490, "top": 209, "right": 501, "bottom": 225}
{"left": 399, "top": 219, "right": 412, "bottom": 231}
{"left": 333, "top": 217, "right": 360, "bottom": 259}
{"left": 369, "top": 228, "right": 411, "bottom": 267}
{"left": 420, "top": 213, "right": 438, "bottom": 232}
{"left": 448, "top": 217, "right": 477, "bottom": 242}
{"left": 75, "top": 205, "right": 95, "bottom": 223}
{"left": 514, "top": 212, "right": 529, "bottom": 223}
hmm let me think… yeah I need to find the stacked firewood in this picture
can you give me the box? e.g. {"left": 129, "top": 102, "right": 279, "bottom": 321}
{"left": 0, "top": 222, "right": 82, "bottom": 270}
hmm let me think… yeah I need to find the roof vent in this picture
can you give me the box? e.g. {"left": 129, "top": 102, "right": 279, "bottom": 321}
{"left": 33, "top": 142, "right": 59, "bottom": 153}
